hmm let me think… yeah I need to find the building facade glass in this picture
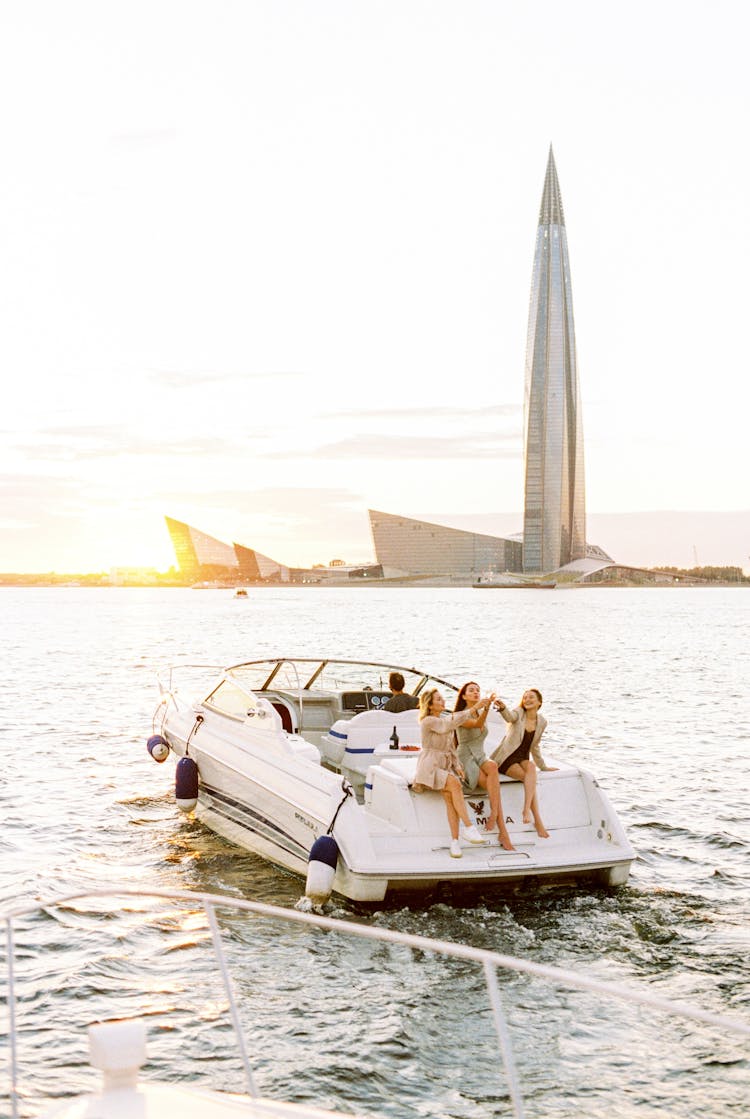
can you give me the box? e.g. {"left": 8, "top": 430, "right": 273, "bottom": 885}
{"left": 522, "top": 148, "right": 586, "bottom": 573}
{"left": 165, "top": 517, "right": 239, "bottom": 577}
{"left": 369, "top": 510, "right": 522, "bottom": 578}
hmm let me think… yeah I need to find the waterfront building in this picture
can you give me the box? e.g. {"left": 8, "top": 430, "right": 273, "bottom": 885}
{"left": 522, "top": 147, "right": 586, "bottom": 574}
{"left": 165, "top": 516, "right": 381, "bottom": 584}
{"left": 165, "top": 517, "right": 239, "bottom": 580}
{"left": 368, "top": 509, "right": 521, "bottom": 580}
{"left": 234, "top": 543, "right": 290, "bottom": 583}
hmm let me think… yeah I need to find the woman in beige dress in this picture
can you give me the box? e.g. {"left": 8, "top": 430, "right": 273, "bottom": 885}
{"left": 414, "top": 686, "right": 486, "bottom": 858}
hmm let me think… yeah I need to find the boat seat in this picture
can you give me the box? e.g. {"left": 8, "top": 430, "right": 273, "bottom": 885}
{"left": 380, "top": 757, "right": 419, "bottom": 784}
{"left": 379, "top": 758, "right": 570, "bottom": 793}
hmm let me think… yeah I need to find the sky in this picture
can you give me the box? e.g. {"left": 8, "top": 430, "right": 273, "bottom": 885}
{"left": 1, "top": 0, "right": 749, "bottom": 573}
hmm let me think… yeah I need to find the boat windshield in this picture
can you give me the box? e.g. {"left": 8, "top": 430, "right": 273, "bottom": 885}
{"left": 226, "top": 658, "right": 458, "bottom": 700}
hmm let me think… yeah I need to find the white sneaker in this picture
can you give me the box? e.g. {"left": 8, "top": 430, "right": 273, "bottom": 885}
{"left": 450, "top": 839, "right": 462, "bottom": 858}
{"left": 463, "top": 825, "right": 484, "bottom": 844}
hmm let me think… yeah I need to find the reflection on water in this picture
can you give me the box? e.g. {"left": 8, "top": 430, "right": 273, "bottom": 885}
{"left": 2, "top": 586, "right": 749, "bottom": 1117}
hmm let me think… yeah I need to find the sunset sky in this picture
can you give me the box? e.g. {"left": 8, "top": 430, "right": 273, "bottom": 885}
{"left": 1, "top": 1, "right": 748, "bottom": 573}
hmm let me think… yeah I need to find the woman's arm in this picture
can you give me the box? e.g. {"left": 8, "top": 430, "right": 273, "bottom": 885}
{"left": 427, "top": 708, "right": 480, "bottom": 736}
{"left": 460, "top": 695, "right": 495, "bottom": 729}
{"left": 495, "top": 700, "right": 519, "bottom": 726}
{"left": 531, "top": 724, "right": 557, "bottom": 771}
{"left": 531, "top": 740, "right": 549, "bottom": 770}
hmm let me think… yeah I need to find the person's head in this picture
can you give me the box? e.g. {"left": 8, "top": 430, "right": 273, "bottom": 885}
{"left": 419, "top": 687, "right": 444, "bottom": 719}
{"left": 521, "top": 688, "right": 543, "bottom": 710}
{"left": 389, "top": 671, "right": 405, "bottom": 694}
{"left": 455, "top": 681, "right": 480, "bottom": 711}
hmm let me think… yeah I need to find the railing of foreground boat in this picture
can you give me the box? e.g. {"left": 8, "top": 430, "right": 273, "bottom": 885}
{"left": 4, "top": 887, "right": 750, "bottom": 1119}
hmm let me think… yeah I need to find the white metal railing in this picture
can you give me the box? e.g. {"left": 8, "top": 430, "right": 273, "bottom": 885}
{"left": 4, "top": 887, "right": 750, "bottom": 1119}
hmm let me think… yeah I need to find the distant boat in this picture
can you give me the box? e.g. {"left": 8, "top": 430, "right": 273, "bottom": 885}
{"left": 473, "top": 572, "right": 557, "bottom": 589}
{"left": 234, "top": 587, "right": 249, "bottom": 598}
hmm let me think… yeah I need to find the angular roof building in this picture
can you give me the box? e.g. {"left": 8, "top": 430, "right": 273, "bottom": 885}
{"left": 165, "top": 516, "right": 239, "bottom": 578}
{"left": 522, "top": 147, "right": 586, "bottom": 573}
{"left": 234, "top": 543, "right": 290, "bottom": 583}
{"left": 165, "top": 517, "right": 382, "bottom": 584}
{"left": 369, "top": 509, "right": 521, "bottom": 580}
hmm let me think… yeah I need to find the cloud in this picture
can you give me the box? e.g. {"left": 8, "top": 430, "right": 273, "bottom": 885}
{"left": 109, "top": 127, "right": 180, "bottom": 147}
{"left": 0, "top": 472, "right": 95, "bottom": 523}
{"left": 276, "top": 432, "right": 522, "bottom": 460}
{"left": 165, "top": 486, "right": 363, "bottom": 523}
{"left": 326, "top": 404, "right": 521, "bottom": 420}
{"left": 149, "top": 369, "right": 304, "bottom": 388}
{"left": 8, "top": 426, "right": 262, "bottom": 461}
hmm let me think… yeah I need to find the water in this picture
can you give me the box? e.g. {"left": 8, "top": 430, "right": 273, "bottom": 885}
{"left": 2, "top": 586, "right": 749, "bottom": 1116}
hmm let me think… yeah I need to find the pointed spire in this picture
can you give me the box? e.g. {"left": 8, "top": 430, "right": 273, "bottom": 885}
{"left": 538, "top": 145, "right": 565, "bottom": 226}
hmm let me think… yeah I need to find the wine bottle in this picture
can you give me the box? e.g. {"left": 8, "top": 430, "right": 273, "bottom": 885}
{"left": 389, "top": 725, "right": 399, "bottom": 750}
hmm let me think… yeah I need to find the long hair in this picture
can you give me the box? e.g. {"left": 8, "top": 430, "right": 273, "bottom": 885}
{"left": 419, "top": 688, "right": 440, "bottom": 720}
{"left": 521, "top": 688, "right": 543, "bottom": 707}
{"left": 454, "top": 681, "right": 478, "bottom": 712}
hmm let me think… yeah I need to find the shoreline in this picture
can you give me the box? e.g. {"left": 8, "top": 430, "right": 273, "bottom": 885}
{"left": 1, "top": 579, "right": 748, "bottom": 590}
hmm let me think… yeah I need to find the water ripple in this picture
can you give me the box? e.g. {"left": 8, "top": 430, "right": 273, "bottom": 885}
{"left": 2, "top": 586, "right": 750, "bottom": 1117}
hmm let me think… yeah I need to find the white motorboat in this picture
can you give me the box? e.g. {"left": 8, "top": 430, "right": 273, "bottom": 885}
{"left": 473, "top": 572, "right": 557, "bottom": 588}
{"left": 148, "top": 657, "right": 634, "bottom": 904}
{"left": 4, "top": 888, "right": 749, "bottom": 1119}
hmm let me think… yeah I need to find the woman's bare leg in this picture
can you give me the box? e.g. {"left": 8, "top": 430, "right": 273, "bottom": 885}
{"left": 529, "top": 788, "right": 549, "bottom": 838}
{"left": 517, "top": 760, "right": 537, "bottom": 823}
{"left": 503, "top": 761, "right": 547, "bottom": 836}
{"left": 515, "top": 761, "right": 548, "bottom": 837}
{"left": 478, "top": 762, "right": 514, "bottom": 851}
{"left": 478, "top": 761, "right": 500, "bottom": 827}
{"left": 503, "top": 761, "right": 527, "bottom": 799}
{"left": 444, "top": 775, "right": 472, "bottom": 828}
{"left": 441, "top": 788, "right": 460, "bottom": 839}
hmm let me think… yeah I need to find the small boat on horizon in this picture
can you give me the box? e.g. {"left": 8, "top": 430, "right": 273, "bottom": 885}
{"left": 147, "top": 657, "right": 633, "bottom": 904}
{"left": 473, "top": 571, "right": 557, "bottom": 589}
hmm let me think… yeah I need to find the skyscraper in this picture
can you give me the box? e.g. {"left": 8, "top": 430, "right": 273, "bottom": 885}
{"left": 522, "top": 147, "right": 586, "bottom": 574}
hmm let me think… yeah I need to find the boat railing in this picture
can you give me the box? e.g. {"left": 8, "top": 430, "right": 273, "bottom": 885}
{"left": 156, "top": 663, "right": 227, "bottom": 696}
{"left": 4, "top": 887, "right": 750, "bottom": 1119}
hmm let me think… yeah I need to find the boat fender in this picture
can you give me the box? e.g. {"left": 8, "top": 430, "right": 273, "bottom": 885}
{"left": 175, "top": 756, "right": 199, "bottom": 812}
{"left": 146, "top": 734, "right": 169, "bottom": 763}
{"left": 304, "top": 835, "right": 339, "bottom": 907}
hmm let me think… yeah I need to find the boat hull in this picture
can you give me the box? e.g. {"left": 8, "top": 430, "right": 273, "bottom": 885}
{"left": 194, "top": 782, "right": 632, "bottom": 902}
{"left": 166, "top": 734, "right": 632, "bottom": 902}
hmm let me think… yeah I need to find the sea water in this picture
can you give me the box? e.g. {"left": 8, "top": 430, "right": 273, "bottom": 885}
{"left": 1, "top": 585, "right": 749, "bottom": 1117}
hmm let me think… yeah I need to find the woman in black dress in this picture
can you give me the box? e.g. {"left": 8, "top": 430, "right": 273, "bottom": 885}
{"left": 492, "top": 688, "right": 557, "bottom": 838}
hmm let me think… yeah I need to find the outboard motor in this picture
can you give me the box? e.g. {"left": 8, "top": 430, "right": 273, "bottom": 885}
{"left": 304, "top": 835, "right": 339, "bottom": 908}
{"left": 175, "top": 756, "right": 199, "bottom": 812}
{"left": 146, "top": 734, "right": 169, "bottom": 763}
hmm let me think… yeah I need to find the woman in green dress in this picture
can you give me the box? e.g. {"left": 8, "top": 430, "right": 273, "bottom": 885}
{"left": 454, "top": 682, "right": 514, "bottom": 851}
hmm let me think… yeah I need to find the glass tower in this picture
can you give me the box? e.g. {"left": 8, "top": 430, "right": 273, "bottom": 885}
{"left": 522, "top": 148, "right": 586, "bottom": 574}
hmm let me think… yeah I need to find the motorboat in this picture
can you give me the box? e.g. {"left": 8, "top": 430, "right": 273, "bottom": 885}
{"left": 473, "top": 572, "right": 557, "bottom": 588}
{"left": 148, "top": 657, "right": 634, "bottom": 904}
{"left": 4, "top": 887, "right": 748, "bottom": 1119}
